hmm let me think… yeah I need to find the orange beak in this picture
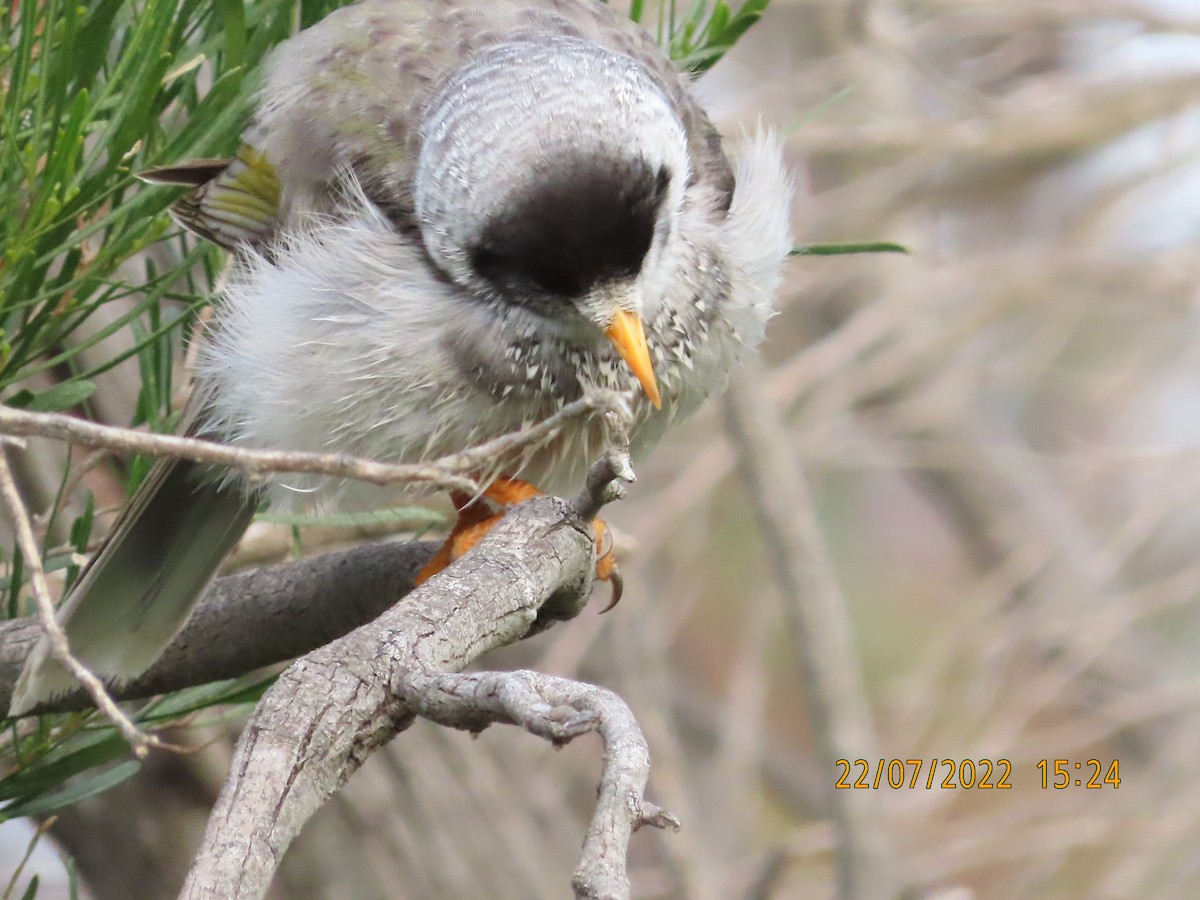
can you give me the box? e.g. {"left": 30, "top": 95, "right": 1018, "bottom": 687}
{"left": 605, "top": 309, "right": 662, "bottom": 408}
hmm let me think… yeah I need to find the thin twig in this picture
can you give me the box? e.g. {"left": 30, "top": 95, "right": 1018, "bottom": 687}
{"left": 433, "top": 390, "right": 633, "bottom": 474}
{"left": 0, "top": 443, "right": 160, "bottom": 757}
{"left": 0, "top": 390, "right": 630, "bottom": 496}
{"left": 1, "top": 815, "right": 57, "bottom": 900}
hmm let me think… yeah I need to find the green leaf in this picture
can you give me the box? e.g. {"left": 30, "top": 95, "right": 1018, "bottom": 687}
{"left": 9, "top": 380, "right": 97, "bottom": 413}
{"left": 0, "top": 733, "right": 130, "bottom": 803}
{"left": 216, "top": 0, "right": 247, "bottom": 76}
{"left": 712, "top": 0, "right": 769, "bottom": 46}
{"left": 140, "top": 673, "right": 279, "bottom": 719}
{"left": 679, "top": 0, "right": 772, "bottom": 74}
{"left": 7, "top": 545, "right": 24, "bottom": 620}
{"left": 790, "top": 241, "right": 911, "bottom": 257}
{"left": 69, "top": 493, "right": 96, "bottom": 554}
{"left": 1, "top": 760, "right": 141, "bottom": 819}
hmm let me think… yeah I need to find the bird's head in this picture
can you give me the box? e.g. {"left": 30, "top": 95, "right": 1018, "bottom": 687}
{"left": 414, "top": 36, "right": 692, "bottom": 408}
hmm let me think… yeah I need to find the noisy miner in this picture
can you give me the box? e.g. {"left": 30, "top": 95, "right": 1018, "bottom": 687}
{"left": 10, "top": 0, "right": 793, "bottom": 714}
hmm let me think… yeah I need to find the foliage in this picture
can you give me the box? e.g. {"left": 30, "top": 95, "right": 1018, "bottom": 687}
{"left": 642, "top": 0, "right": 771, "bottom": 74}
{"left": 0, "top": 0, "right": 345, "bottom": 853}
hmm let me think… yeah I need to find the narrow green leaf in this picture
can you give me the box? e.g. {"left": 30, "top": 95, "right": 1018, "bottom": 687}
{"left": 715, "top": 0, "right": 770, "bottom": 44}
{"left": 216, "top": 0, "right": 247, "bottom": 76}
{"left": 790, "top": 242, "right": 911, "bottom": 257}
{"left": 49, "top": 88, "right": 93, "bottom": 195}
{"left": 73, "top": 0, "right": 125, "bottom": 92}
{"left": 20, "top": 380, "right": 97, "bottom": 413}
{"left": 139, "top": 673, "right": 279, "bottom": 720}
{"left": 673, "top": 0, "right": 772, "bottom": 72}
{"left": 7, "top": 546, "right": 24, "bottom": 620}
{"left": 0, "top": 733, "right": 130, "bottom": 802}
{"left": 107, "top": 52, "right": 175, "bottom": 166}
{"left": 69, "top": 492, "right": 96, "bottom": 555}
{"left": 1, "top": 760, "right": 141, "bottom": 820}
{"left": 36, "top": 439, "right": 81, "bottom": 576}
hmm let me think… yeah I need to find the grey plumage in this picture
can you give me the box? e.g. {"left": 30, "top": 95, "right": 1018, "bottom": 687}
{"left": 10, "top": 0, "right": 792, "bottom": 714}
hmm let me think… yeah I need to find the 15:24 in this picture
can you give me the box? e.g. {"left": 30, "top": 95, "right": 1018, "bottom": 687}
{"left": 1037, "top": 759, "right": 1120, "bottom": 789}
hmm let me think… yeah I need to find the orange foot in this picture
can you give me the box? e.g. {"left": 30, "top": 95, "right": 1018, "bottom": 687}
{"left": 416, "top": 477, "right": 622, "bottom": 610}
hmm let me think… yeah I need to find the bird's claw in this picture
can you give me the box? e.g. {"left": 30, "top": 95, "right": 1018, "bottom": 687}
{"left": 593, "top": 518, "right": 622, "bottom": 612}
{"left": 598, "top": 565, "right": 623, "bottom": 613}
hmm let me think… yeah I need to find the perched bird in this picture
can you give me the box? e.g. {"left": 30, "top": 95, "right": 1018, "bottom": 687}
{"left": 10, "top": 0, "right": 792, "bottom": 713}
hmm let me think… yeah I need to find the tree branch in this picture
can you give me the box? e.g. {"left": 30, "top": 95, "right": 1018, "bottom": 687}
{"left": 0, "top": 391, "right": 631, "bottom": 713}
{"left": 412, "top": 670, "right": 680, "bottom": 900}
{"left": 0, "top": 540, "right": 438, "bottom": 713}
{"left": 1, "top": 400, "right": 669, "bottom": 897}
{"left": 178, "top": 452, "right": 664, "bottom": 900}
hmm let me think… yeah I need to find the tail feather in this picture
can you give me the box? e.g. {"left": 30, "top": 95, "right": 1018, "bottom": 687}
{"left": 9, "top": 459, "right": 255, "bottom": 715}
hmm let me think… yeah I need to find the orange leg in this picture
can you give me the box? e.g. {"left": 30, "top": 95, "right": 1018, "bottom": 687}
{"left": 416, "top": 478, "right": 621, "bottom": 609}
{"left": 415, "top": 491, "right": 494, "bottom": 585}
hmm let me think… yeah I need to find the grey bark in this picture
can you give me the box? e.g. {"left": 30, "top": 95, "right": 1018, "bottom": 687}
{"left": 178, "top": 456, "right": 674, "bottom": 900}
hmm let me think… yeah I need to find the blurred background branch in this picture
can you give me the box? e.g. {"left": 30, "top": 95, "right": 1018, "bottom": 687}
{"left": 724, "top": 359, "right": 893, "bottom": 899}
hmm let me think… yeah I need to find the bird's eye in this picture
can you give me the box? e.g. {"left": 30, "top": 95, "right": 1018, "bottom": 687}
{"left": 470, "top": 244, "right": 504, "bottom": 277}
{"left": 468, "top": 155, "right": 671, "bottom": 300}
{"left": 654, "top": 165, "right": 671, "bottom": 200}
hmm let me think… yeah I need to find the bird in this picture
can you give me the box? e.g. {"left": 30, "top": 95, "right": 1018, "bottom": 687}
{"left": 9, "top": 0, "right": 793, "bottom": 714}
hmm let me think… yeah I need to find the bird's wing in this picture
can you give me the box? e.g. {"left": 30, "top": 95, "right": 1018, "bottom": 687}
{"left": 139, "top": 144, "right": 281, "bottom": 251}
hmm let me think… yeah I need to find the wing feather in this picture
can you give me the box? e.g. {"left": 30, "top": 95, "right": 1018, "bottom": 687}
{"left": 139, "top": 144, "right": 280, "bottom": 251}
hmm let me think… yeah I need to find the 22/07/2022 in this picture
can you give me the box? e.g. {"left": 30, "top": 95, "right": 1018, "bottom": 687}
{"left": 834, "top": 758, "right": 1121, "bottom": 790}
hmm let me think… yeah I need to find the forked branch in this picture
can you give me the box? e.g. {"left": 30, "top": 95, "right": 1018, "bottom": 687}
{"left": 179, "top": 450, "right": 672, "bottom": 900}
